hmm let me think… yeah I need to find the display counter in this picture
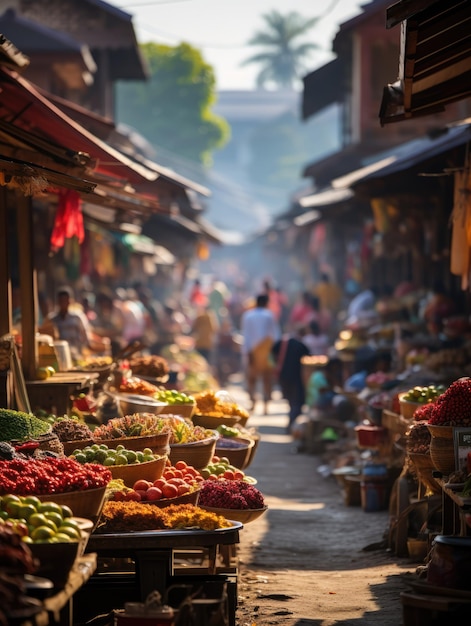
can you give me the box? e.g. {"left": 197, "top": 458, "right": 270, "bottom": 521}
{"left": 26, "top": 372, "right": 98, "bottom": 414}
{"left": 74, "top": 524, "right": 242, "bottom": 625}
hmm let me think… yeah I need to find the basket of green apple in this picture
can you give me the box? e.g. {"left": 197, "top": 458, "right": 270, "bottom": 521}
{"left": 153, "top": 389, "right": 196, "bottom": 418}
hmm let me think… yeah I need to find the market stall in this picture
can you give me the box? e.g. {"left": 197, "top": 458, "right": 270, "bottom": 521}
{"left": 0, "top": 350, "right": 265, "bottom": 626}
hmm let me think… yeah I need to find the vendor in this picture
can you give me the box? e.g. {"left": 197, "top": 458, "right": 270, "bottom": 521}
{"left": 48, "top": 287, "right": 103, "bottom": 360}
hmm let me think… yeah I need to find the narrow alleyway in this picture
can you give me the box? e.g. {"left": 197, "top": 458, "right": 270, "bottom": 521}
{"left": 225, "top": 377, "right": 416, "bottom": 626}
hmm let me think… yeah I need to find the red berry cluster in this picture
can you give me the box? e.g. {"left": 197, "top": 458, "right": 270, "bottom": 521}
{"left": 199, "top": 479, "right": 264, "bottom": 509}
{"left": 0, "top": 457, "right": 111, "bottom": 495}
{"left": 428, "top": 377, "right": 471, "bottom": 426}
{"left": 413, "top": 403, "right": 435, "bottom": 421}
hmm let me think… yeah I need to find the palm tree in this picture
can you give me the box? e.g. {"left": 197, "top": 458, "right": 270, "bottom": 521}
{"left": 241, "top": 10, "right": 320, "bottom": 89}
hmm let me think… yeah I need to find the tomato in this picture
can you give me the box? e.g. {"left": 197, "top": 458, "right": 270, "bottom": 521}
{"left": 146, "top": 487, "right": 163, "bottom": 501}
{"left": 172, "top": 469, "right": 184, "bottom": 479}
{"left": 135, "top": 490, "right": 148, "bottom": 501}
{"left": 124, "top": 490, "right": 141, "bottom": 501}
{"left": 161, "top": 483, "right": 178, "bottom": 499}
{"left": 133, "top": 479, "right": 152, "bottom": 492}
{"left": 175, "top": 461, "right": 187, "bottom": 471}
{"left": 168, "top": 478, "right": 185, "bottom": 486}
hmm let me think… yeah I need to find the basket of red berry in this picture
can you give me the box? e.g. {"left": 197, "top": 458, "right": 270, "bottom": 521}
{"left": 198, "top": 479, "right": 267, "bottom": 524}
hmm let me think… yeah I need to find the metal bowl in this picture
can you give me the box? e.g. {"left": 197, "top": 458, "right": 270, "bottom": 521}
{"left": 115, "top": 393, "right": 167, "bottom": 416}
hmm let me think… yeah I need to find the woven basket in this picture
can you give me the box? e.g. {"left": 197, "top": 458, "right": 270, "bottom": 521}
{"left": 142, "top": 487, "right": 200, "bottom": 508}
{"left": 215, "top": 437, "right": 255, "bottom": 470}
{"left": 36, "top": 486, "right": 107, "bottom": 524}
{"left": 108, "top": 456, "right": 167, "bottom": 487}
{"left": 244, "top": 432, "right": 260, "bottom": 468}
{"left": 192, "top": 414, "right": 241, "bottom": 429}
{"left": 168, "top": 435, "right": 217, "bottom": 469}
{"left": 427, "top": 424, "right": 456, "bottom": 475}
{"left": 399, "top": 394, "right": 425, "bottom": 420}
{"left": 93, "top": 432, "right": 171, "bottom": 456}
{"left": 159, "top": 403, "right": 196, "bottom": 419}
{"left": 200, "top": 505, "right": 268, "bottom": 524}
{"left": 62, "top": 438, "right": 95, "bottom": 457}
{"left": 408, "top": 452, "right": 441, "bottom": 494}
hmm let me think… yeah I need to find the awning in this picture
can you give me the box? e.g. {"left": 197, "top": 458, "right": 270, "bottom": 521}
{"left": 350, "top": 118, "right": 471, "bottom": 186}
{"left": 0, "top": 65, "right": 158, "bottom": 185}
{"left": 302, "top": 59, "right": 344, "bottom": 120}
{"left": 380, "top": 0, "right": 471, "bottom": 124}
{"left": 299, "top": 187, "right": 354, "bottom": 208}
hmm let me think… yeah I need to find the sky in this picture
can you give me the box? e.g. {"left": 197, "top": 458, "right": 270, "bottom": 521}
{"left": 116, "top": 0, "right": 365, "bottom": 90}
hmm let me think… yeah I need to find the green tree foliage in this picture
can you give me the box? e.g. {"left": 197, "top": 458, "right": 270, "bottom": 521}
{"left": 116, "top": 42, "right": 230, "bottom": 166}
{"left": 241, "top": 10, "right": 320, "bottom": 89}
{"left": 246, "top": 109, "right": 339, "bottom": 194}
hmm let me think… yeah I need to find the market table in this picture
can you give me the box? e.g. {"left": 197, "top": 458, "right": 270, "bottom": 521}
{"left": 25, "top": 372, "right": 99, "bottom": 415}
{"left": 77, "top": 523, "right": 242, "bottom": 625}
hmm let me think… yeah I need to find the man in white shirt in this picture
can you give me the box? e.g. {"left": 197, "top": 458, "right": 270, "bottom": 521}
{"left": 241, "top": 294, "right": 280, "bottom": 413}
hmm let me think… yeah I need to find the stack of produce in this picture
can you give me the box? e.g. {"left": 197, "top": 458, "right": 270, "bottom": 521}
{"left": 0, "top": 457, "right": 111, "bottom": 496}
{"left": 70, "top": 443, "right": 159, "bottom": 466}
{"left": 108, "top": 461, "right": 203, "bottom": 503}
{"left": 406, "top": 422, "right": 431, "bottom": 454}
{"left": 0, "top": 494, "right": 83, "bottom": 543}
{"left": 95, "top": 502, "right": 231, "bottom": 533}
{"left": 427, "top": 378, "right": 471, "bottom": 426}
{"left": 0, "top": 409, "right": 51, "bottom": 443}
{"left": 198, "top": 479, "right": 265, "bottom": 510}
{"left": 52, "top": 418, "right": 94, "bottom": 446}
{"left": 128, "top": 355, "right": 169, "bottom": 380}
{"left": 93, "top": 414, "right": 172, "bottom": 440}
{"left": 193, "top": 390, "right": 249, "bottom": 421}
{"left": 412, "top": 403, "right": 435, "bottom": 422}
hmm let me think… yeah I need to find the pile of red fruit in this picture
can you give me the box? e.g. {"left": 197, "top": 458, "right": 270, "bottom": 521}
{"left": 427, "top": 377, "right": 471, "bottom": 426}
{"left": 112, "top": 461, "right": 204, "bottom": 503}
{"left": 199, "top": 479, "right": 265, "bottom": 509}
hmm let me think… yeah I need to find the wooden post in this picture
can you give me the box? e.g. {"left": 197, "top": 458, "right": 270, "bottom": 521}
{"left": 0, "top": 187, "right": 11, "bottom": 336}
{"left": 16, "top": 193, "right": 38, "bottom": 381}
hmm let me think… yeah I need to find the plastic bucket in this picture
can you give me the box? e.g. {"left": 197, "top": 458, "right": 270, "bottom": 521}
{"left": 360, "top": 478, "right": 388, "bottom": 512}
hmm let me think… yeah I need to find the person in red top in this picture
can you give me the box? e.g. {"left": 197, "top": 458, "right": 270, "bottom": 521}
{"left": 289, "top": 291, "right": 318, "bottom": 328}
{"left": 189, "top": 279, "right": 208, "bottom": 308}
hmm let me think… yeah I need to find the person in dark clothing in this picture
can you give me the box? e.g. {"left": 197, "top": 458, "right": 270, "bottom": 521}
{"left": 272, "top": 332, "right": 310, "bottom": 432}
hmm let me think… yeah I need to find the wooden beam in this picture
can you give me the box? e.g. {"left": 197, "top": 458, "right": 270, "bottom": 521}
{"left": 0, "top": 187, "right": 11, "bottom": 336}
{"left": 16, "top": 193, "right": 37, "bottom": 381}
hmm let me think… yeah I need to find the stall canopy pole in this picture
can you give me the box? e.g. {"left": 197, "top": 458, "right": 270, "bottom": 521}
{"left": 16, "top": 194, "right": 37, "bottom": 381}
{"left": 0, "top": 187, "right": 11, "bottom": 336}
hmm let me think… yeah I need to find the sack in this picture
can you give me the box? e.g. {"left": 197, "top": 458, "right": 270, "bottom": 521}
{"left": 249, "top": 336, "right": 274, "bottom": 373}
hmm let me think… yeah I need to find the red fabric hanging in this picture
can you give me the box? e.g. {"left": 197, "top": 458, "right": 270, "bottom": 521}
{"left": 50, "top": 189, "right": 84, "bottom": 250}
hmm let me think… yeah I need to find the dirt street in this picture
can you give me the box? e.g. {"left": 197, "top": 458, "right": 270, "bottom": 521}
{"left": 225, "top": 381, "right": 416, "bottom": 626}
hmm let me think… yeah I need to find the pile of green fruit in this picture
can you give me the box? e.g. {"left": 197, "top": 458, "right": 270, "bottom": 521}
{"left": 71, "top": 443, "right": 158, "bottom": 466}
{"left": 401, "top": 384, "right": 446, "bottom": 404}
{"left": 201, "top": 456, "right": 256, "bottom": 484}
{"left": 0, "top": 494, "right": 82, "bottom": 543}
{"left": 153, "top": 389, "right": 195, "bottom": 405}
